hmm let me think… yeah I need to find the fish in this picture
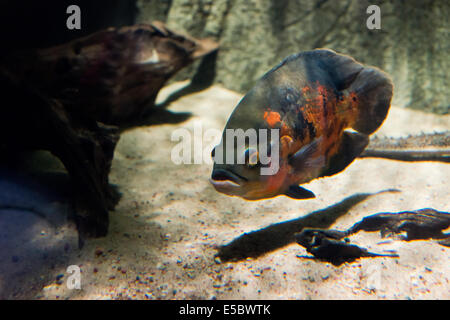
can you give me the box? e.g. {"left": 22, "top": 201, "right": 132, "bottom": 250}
{"left": 210, "top": 49, "right": 393, "bottom": 200}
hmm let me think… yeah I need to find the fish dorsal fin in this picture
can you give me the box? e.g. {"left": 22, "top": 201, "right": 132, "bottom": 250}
{"left": 308, "top": 49, "right": 364, "bottom": 91}
{"left": 284, "top": 185, "right": 315, "bottom": 199}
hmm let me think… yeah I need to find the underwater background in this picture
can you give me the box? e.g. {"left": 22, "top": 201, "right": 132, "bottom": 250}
{"left": 0, "top": 0, "right": 448, "bottom": 299}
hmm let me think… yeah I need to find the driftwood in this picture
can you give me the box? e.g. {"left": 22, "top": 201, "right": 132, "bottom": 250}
{"left": 4, "top": 22, "right": 218, "bottom": 124}
{"left": 295, "top": 208, "right": 450, "bottom": 265}
{"left": 295, "top": 229, "right": 398, "bottom": 266}
{"left": 0, "top": 22, "right": 218, "bottom": 241}
{"left": 0, "top": 68, "right": 119, "bottom": 242}
{"left": 346, "top": 208, "right": 450, "bottom": 241}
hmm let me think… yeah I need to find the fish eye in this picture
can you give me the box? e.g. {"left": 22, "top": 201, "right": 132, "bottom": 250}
{"left": 244, "top": 148, "right": 259, "bottom": 167}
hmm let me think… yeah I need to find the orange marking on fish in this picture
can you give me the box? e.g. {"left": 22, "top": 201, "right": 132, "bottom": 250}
{"left": 281, "top": 122, "right": 294, "bottom": 136}
{"left": 301, "top": 104, "right": 323, "bottom": 128}
{"left": 335, "top": 91, "right": 359, "bottom": 127}
{"left": 264, "top": 164, "right": 289, "bottom": 194}
{"left": 315, "top": 84, "right": 329, "bottom": 107}
{"left": 263, "top": 110, "right": 281, "bottom": 127}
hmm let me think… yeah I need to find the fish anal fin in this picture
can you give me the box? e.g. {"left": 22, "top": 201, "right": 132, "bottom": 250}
{"left": 285, "top": 185, "right": 316, "bottom": 200}
{"left": 320, "top": 131, "right": 369, "bottom": 178}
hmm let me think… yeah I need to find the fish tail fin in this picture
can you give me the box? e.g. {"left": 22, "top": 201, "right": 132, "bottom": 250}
{"left": 348, "top": 67, "right": 393, "bottom": 135}
{"left": 310, "top": 49, "right": 393, "bottom": 135}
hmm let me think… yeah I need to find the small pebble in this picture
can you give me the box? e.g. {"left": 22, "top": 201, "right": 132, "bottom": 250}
{"left": 156, "top": 263, "right": 167, "bottom": 271}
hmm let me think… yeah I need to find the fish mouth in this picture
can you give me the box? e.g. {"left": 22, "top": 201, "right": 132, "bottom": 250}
{"left": 210, "top": 169, "right": 247, "bottom": 190}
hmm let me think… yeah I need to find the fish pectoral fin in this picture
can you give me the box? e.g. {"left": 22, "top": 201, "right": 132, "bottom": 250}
{"left": 284, "top": 185, "right": 316, "bottom": 199}
{"left": 288, "top": 137, "right": 323, "bottom": 170}
{"left": 320, "top": 131, "right": 369, "bottom": 178}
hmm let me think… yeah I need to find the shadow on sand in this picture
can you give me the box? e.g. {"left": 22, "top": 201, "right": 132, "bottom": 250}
{"left": 217, "top": 189, "right": 400, "bottom": 262}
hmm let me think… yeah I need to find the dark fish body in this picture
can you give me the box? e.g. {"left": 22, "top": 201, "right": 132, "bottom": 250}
{"left": 211, "top": 49, "right": 393, "bottom": 200}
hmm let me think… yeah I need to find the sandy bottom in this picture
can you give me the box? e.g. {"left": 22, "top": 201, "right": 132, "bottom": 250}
{"left": 1, "top": 81, "right": 449, "bottom": 300}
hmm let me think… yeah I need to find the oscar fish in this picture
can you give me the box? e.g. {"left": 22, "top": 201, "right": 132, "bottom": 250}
{"left": 210, "top": 49, "right": 393, "bottom": 200}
